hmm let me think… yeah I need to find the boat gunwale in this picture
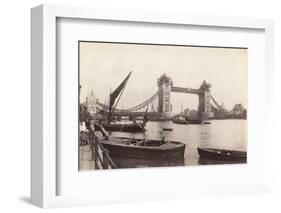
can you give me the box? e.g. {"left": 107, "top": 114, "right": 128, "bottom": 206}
{"left": 100, "top": 137, "right": 185, "bottom": 151}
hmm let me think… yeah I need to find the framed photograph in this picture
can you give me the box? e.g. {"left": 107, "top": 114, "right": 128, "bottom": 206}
{"left": 31, "top": 4, "right": 274, "bottom": 208}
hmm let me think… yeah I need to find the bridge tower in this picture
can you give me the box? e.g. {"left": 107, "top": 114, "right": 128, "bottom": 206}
{"left": 157, "top": 74, "right": 172, "bottom": 118}
{"left": 198, "top": 80, "right": 214, "bottom": 120}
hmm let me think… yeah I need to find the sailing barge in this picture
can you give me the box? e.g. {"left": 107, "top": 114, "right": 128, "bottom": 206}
{"left": 103, "top": 71, "right": 147, "bottom": 132}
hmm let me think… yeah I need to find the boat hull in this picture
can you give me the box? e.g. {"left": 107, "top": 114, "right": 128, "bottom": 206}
{"left": 172, "top": 120, "right": 188, "bottom": 124}
{"left": 101, "top": 138, "right": 186, "bottom": 168}
{"left": 197, "top": 147, "right": 247, "bottom": 162}
{"left": 96, "top": 123, "right": 145, "bottom": 132}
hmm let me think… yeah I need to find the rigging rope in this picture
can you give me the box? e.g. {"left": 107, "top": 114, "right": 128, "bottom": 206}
{"left": 210, "top": 95, "right": 228, "bottom": 112}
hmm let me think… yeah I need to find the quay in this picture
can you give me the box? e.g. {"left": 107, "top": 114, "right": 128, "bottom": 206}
{"left": 79, "top": 145, "right": 95, "bottom": 170}
{"left": 79, "top": 128, "right": 117, "bottom": 170}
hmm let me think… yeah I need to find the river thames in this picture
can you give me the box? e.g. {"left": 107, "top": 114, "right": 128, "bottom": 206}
{"left": 108, "top": 119, "right": 247, "bottom": 166}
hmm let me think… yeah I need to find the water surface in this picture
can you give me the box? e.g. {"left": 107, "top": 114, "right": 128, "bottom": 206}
{"left": 109, "top": 119, "right": 247, "bottom": 166}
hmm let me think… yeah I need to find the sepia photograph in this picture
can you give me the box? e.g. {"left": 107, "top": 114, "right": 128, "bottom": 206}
{"left": 79, "top": 41, "right": 248, "bottom": 170}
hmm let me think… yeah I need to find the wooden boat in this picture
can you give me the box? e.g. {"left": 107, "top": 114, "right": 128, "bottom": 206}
{"left": 197, "top": 147, "right": 247, "bottom": 162}
{"left": 100, "top": 137, "right": 186, "bottom": 168}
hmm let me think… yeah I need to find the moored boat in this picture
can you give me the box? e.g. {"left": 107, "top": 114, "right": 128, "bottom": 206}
{"left": 197, "top": 147, "right": 247, "bottom": 162}
{"left": 95, "top": 122, "right": 145, "bottom": 132}
{"left": 100, "top": 137, "right": 186, "bottom": 168}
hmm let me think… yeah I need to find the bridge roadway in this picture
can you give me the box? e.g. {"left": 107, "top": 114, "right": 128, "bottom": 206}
{"left": 171, "top": 86, "right": 203, "bottom": 95}
{"left": 96, "top": 85, "right": 205, "bottom": 114}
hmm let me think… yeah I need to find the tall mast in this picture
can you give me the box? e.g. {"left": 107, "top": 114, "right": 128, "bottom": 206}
{"left": 108, "top": 88, "right": 112, "bottom": 124}
{"left": 108, "top": 71, "right": 132, "bottom": 123}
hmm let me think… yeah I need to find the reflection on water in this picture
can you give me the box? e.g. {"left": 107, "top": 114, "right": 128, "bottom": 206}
{"left": 108, "top": 120, "right": 247, "bottom": 166}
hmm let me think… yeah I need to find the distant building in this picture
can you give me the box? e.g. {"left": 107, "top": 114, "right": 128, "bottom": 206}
{"left": 87, "top": 90, "right": 98, "bottom": 115}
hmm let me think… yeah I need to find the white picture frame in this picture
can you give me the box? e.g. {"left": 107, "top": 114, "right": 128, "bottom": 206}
{"left": 31, "top": 4, "right": 274, "bottom": 208}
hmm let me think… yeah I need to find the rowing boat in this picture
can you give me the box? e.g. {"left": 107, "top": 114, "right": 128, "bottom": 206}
{"left": 100, "top": 137, "right": 186, "bottom": 168}
{"left": 197, "top": 147, "right": 247, "bottom": 162}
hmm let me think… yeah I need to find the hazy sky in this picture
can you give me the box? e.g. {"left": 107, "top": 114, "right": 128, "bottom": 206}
{"left": 79, "top": 42, "right": 247, "bottom": 113}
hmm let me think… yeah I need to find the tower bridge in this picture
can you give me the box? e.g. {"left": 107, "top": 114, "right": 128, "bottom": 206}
{"left": 157, "top": 74, "right": 213, "bottom": 120}
{"left": 89, "top": 74, "right": 233, "bottom": 121}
